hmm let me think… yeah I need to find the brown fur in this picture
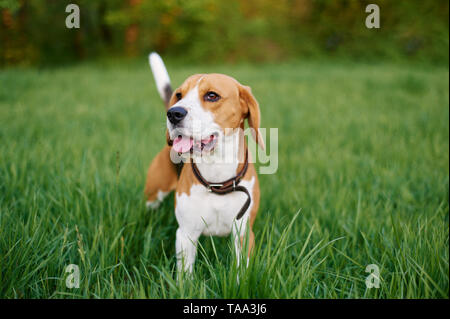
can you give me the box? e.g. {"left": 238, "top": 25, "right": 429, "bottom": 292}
{"left": 144, "top": 145, "right": 178, "bottom": 201}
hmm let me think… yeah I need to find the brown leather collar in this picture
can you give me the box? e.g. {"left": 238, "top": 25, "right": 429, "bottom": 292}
{"left": 191, "top": 149, "right": 251, "bottom": 220}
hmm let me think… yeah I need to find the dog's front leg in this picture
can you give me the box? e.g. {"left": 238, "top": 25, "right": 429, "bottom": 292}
{"left": 176, "top": 227, "right": 201, "bottom": 275}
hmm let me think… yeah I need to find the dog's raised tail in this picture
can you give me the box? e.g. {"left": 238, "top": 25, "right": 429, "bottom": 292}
{"left": 148, "top": 52, "right": 172, "bottom": 108}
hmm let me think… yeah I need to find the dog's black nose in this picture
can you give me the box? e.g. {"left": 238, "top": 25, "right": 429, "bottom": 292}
{"left": 167, "top": 107, "right": 187, "bottom": 125}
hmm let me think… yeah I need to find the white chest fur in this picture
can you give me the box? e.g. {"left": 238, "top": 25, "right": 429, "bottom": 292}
{"left": 175, "top": 177, "right": 254, "bottom": 237}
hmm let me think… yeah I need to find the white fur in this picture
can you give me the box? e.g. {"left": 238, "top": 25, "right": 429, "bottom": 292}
{"left": 175, "top": 177, "right": 254, "bottom": 273}
{"left": 148, "top": 52, "right": 171, "bottom": 102}
{"left": 146, "top": 190, "right": 169, "bottom": 210}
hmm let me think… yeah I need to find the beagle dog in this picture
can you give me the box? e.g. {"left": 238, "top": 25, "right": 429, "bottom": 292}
{"left": 144, "top": 53, "right": 264, "bottom": 274}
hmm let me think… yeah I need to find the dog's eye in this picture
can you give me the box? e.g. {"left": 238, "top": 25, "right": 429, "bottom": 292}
{"left": 204, "top": 91, "right": 220, "bottom": 102}
{"left": 175, "top": 92, "right": 182, "bottom": 101}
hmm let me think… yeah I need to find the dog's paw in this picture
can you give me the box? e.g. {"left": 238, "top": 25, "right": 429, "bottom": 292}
{"left": 146, "top": 190, "right": 170, "bottom": 210}
{"left": 146, "top": 200, "right": 161, "bottom": 210}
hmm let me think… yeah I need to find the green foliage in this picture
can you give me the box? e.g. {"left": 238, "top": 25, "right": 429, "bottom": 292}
{"left": 0, "top": 0, "right": 448, "bottom": 66}
{"left": 0, "top": 60, "right": 448, "bottom": 298}
{"left": 0, "top": 0, "right": 20, "bottom": 12}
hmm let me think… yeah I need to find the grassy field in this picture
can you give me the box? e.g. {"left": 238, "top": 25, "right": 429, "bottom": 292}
{"left": 0, "top": 59, "right": 448, "bottom": 298}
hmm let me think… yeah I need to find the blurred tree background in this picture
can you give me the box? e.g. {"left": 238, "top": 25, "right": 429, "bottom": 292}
{"left": 0, "top": 0, "right": 448, "bottom": 67}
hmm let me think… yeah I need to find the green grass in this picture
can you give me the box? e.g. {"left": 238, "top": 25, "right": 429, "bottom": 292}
{"left": 0, "top": 59, "right": 448, "bottom": 298}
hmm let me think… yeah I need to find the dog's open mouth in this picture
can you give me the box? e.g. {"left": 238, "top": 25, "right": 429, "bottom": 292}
{"left": 172, "top": 133, "right": 218, "bottom": 154}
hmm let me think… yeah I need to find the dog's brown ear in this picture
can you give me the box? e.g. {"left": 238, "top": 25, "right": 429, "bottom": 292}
{"left": 239, "top": 84, "right": 265, "bottom": 150}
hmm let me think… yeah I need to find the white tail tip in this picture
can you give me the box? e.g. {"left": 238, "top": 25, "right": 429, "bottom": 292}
{"left": 148, "top": 52, "right": 172, "bottom": 105}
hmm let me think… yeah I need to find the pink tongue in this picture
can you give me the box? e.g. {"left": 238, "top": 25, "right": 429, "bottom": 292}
{"left": 173, "top": 136, "right": 193, "bottom": 153}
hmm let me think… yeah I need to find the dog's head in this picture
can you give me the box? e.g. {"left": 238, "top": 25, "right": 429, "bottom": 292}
{"left": 166, "top": 73, "right": 264, "bottom": 154}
